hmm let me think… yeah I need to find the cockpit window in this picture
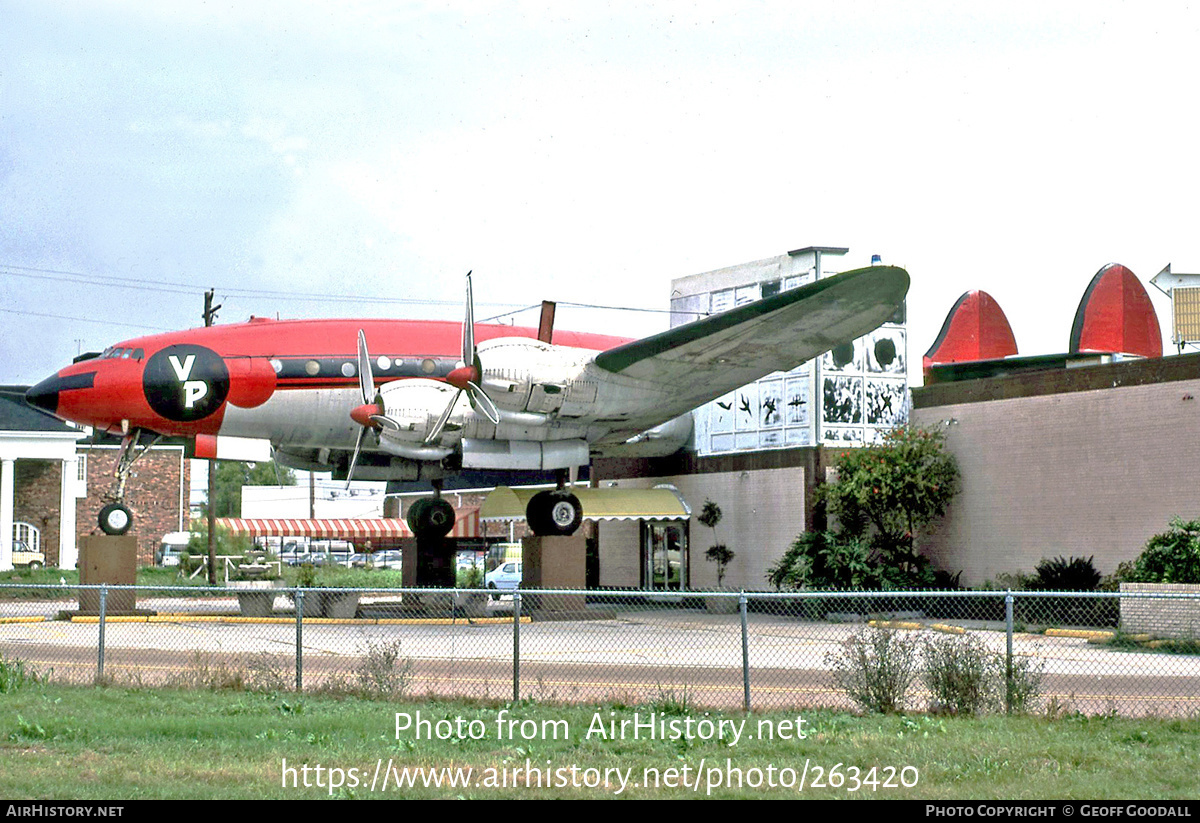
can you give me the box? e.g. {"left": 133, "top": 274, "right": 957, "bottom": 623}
{"left": 97, "top": 346, "right": 142, "bottom": 361}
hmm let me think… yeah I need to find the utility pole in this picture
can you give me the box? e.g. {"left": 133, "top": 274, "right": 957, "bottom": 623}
{"left": 203, "top": 290, "right": 221, "bottom": 585}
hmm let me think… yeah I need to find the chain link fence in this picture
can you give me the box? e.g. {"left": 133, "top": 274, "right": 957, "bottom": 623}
{"left": 1, "top": 584, "right": 1198, "bottom": 716}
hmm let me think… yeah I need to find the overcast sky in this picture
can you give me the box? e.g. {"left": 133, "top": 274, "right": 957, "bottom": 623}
{"left": 3, "top": 1, "right": 1199, "bottom": 389}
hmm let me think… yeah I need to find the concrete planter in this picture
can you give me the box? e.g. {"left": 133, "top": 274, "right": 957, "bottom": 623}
{"left": 228, "top": 580, "right": 284, "bottom": 617}
{"left": 454, "top": 591, "right": 490, "bottom": 618}
{"left": 316, "top": 591, "right": 362, "bottom": 619}
{"left": 1120, "top": 583, "right": 1200, "bottom": 639}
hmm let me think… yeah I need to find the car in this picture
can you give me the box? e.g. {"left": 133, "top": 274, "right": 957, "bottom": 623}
{"left": 12, "top": 539, "right": 45, "bottom": 570}
{"left": 485, "top": 561, "right": 522, "bottom": 592}
{"left": 156, "top": 531, "right": 196, "bottom": 566}
{"left": 370, "top": 550, "right": 402, "bottom": 570}
{"left": 456, "top": 551, "right": 484, "bottom": 571}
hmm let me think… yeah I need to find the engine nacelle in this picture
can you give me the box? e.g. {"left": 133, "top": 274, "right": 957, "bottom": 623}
{"left": 461, "top": 438, "right": 589, "bottom": 471}
{"left": 375, "top": 379, "right": 462, "bottom": 445}
{"left": 478, "top": 338, "right": 596, "bottom": 416}
{"left": 621, "top": 414, "right": 694, "bottom": 457}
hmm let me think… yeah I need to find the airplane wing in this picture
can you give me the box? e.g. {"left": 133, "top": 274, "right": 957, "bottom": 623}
{"left": 593, "top": 264, "right": 909, "bottom": 430}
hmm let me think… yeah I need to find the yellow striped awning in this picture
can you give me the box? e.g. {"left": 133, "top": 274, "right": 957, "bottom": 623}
{"left": 480, "top": 486, "right": 690, "bottom": 522}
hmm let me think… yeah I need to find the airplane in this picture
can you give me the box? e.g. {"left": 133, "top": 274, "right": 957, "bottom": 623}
{"left": 25, "top": 265, "right": 909, "bottom": 538}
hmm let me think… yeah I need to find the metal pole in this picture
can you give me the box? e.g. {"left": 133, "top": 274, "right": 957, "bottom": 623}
{"left": 739, "top": 592, "right": 750, "bottom": 712}
{"left": 203, "top": 289, "right": 221, "bottom": 586}
{"left": 294, "top": 589, "right": 304, "bottom": 692}
{"left": 512, "top": 591, "right": 521, "bottom": 702}
{"left": 97, "top": 585, "right": 107, "bottom": 685}
{"left": 1005, "top": 590, "right": 1014, "bottom": 715}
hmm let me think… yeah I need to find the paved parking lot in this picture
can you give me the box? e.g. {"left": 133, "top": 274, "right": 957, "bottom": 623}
{"left": 2, "top": 595, "right": 1198, "bottom": 714}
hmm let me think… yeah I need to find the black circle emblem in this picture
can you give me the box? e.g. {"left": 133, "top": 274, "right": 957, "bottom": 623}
{"left": 874, "top": 338, "right": 897, "bottom": 368}
{"left": 831, "top": 342, "right": 855, "bottom": 369}
{"left": 143, "top": 345, "right": 230, "bottom": 422}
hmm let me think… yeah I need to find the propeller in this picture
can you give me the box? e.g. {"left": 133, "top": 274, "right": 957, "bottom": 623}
{"left": 346, "top": 329, "right": 385, "bottom": 486}
{"left": 425, "top": 271, "right": 500, "bottom": 444}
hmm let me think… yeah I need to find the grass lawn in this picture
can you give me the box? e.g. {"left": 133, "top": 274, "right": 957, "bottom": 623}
{"left": 1, "top": 680, "right": 1197, "bottom": 800}
{"left": 0, "top": 565, "right": 408, "bottom": 595}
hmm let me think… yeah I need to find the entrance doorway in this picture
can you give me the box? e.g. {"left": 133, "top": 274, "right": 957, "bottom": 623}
{"left": 641, "top": 521, "right": 688, "bottom": 592}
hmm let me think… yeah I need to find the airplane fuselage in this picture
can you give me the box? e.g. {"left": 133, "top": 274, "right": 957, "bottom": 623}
{"left": 25, "top": 316, "right": 687, "bottom": 476}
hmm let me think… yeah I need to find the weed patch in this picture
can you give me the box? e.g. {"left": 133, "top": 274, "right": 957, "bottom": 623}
{"left": 0, "top": 654, "right": 46, "bottom": 693}
{"left": 827, "top": 625, "right": 922, "bottom": 713}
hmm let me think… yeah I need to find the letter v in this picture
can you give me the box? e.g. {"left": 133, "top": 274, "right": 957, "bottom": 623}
{"left": 168, "top": 354, "right": 196, "bottom": 381}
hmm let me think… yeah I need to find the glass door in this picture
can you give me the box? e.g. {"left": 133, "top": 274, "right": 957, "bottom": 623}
{"left": 642, "top": 521, "right": 688, "bottom": 592}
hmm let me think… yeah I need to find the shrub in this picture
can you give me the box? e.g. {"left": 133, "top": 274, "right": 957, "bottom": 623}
{"left": 922, "top": 634, "right": 1000, "bottom": 715}
{"left": 827, "top": 625, "right": 922, "bottom": 713}
{"left": 1121, "top": 518, "right": 1200, "bottom": 585}
{"left": 767, "top": 530, "right": 876, "bottom": 590}
{"left": 1032, "top": 555, "right": 1102, "bottom": 591}
{"left": 457, "top": 565, "right": 483, "bottom": 588}
{"left": 354, "top": 637, "right": 412, "bottom": 698}
{"left": 699, "top": 500, "right": 736, "bottom": 588}
{"left": 770, "top": 426, "right": 959, "bottom": 591}
{"left": 1005, "top": 654, "right": 1045, "bottom": 714}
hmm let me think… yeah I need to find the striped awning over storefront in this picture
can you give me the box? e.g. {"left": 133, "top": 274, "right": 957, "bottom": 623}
{"left": 217, "top": 510, "right": 480, "bottom": 540}
{"left": 480, "top": 486, "right": 691, "bottom": 522}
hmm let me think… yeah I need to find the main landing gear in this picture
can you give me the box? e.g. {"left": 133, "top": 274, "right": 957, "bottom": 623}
{"left": 405, "top": 481, "right": 457, "bottom": 538}
{"left": 98, "top": 429, "right": 162, "bottom": 536}
{"left": 525, "top": 471, "right": 583, "bottom": 537}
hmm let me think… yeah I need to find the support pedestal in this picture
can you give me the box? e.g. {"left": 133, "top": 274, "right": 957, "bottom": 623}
{"left": 520, "top": 534, "right": 587, "bottom": 615}
{"left": 71, "top": 535, "right": 154, "bottom": 617}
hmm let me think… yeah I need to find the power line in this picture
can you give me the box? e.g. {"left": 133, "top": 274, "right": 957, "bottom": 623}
{"left": 4, "top": 261, "right": 691, "bottom": 321}
{"left": 0, "top": 307, "right": 173, "bottom": 332}
{"left": 0, "top": 263, "right": 529, "bottom": 309}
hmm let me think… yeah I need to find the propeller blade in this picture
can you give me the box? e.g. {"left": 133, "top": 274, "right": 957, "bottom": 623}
{"left": 425, "top": 389, "right": 463, "bottom": 445}
{"left": 467, "top": 382, "right": 501, "bottom": 425}
{"left": 370, "top": 414, "right": 401, "bottom": 433}
{"left": 462, "top": 270, "right": 475, "bottom": 364}
{"left": 345, "top": 426, "right": 367, "bottom": 489}
{"left": 455, "top": 270, "right": 501, "bottom": 426}
{"left": 356, "top": 329, "right": 373, "bottom": 405}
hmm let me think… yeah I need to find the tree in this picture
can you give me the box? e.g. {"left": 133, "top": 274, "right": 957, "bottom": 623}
{"left": 206, "top": 460, "right": 297, "bottom": 518}
{"left": 1110, "top": 518, "right": 1200, "bottom": 585}
{"left": 698, "top": 499, "right": 736, "bottom": 588}
{"left": 767, "top": 426, "right": 960, "bottom": 590}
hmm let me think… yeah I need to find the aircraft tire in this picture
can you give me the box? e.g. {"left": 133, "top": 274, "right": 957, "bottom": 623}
{"left": 526, "top": 490, "right": 582, "bottom": 537}
{"left": 98, "top": 503, "right": 133, "bottom": 536}
{"left": 405, "top": 498, "right": 430, "bottom": 535}
{"left": 407, "top": 497, "right": 455, "bottom": 538}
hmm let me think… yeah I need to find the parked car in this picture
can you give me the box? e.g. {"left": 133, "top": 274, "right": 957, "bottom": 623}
{"left": 156, "top": 531, "right": 196, "bottom": 566}
{"left": 371, "top": 550, "right": 402, "bottom": 570}
{"left": 12, "top": 539, "right": 45, "bottom": 569}
{"left": 485, "top": 561, "right": 522, "bottom": 592}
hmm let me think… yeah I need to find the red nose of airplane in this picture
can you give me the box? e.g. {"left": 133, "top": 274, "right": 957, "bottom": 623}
{"left": 25, "top": 371, "right": 95, "bottom": 418}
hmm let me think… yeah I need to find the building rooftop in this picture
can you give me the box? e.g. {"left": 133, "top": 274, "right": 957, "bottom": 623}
{"left": 0, "top": 386, "right": 77, "bottom": 434}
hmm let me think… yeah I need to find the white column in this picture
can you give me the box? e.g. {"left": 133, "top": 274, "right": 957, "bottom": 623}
{"left": 0, "top": 458, "right": 14, "bottom": 571}
{"left": 59, "top": 457, "right": 78, "bottom": 570}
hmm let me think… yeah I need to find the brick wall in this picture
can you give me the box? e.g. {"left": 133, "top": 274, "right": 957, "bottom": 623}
{"left": 78, "top": 447, "right": 189, "bottom": 565}
{"left": 1119, "top": 583, "right": 1200, "bottom": 639}
{"left": 15, "top": 446, "right": 188, "bottom": 567}
{"left": 14, "top": 460, "right": 63, "bottom": 562}
{"left": 911, "top": 377, "right": 1200, "bottom": 586}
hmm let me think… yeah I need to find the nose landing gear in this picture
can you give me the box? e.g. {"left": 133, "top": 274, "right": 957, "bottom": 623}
{"left": 98, "top": 502, "right": 134, "bottom": 536}
{"left": 98, "top": 430, "right": 162, "bottom": 536}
